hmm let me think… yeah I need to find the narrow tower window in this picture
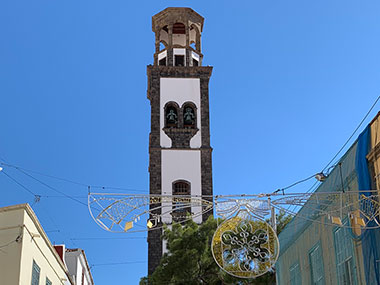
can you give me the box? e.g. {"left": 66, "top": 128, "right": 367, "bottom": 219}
{"left": 183, "top": 104, "right": 196, "bottom": 128}
{"left": 165, "top": 103, "right": 178, "bottom": 128}
{"left": 172, "top": 180, "right": 191, "bottom": 222}
{"left": 191, "top": 51, "right": 200, "bottom": 67}
{"left": 175, "top": 55, "right": 184, "bottom": 66}
{"left": 173, "top": 181, "right": 190, "bottom": 194}
{"left": 159, "top": 57, "right": 167, "bottom": 66}
{"left": 158, "top": 49, "right": 167, "bottom": 66}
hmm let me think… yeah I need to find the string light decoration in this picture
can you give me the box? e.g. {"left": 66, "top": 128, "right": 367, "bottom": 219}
{"left": 211, "top": 209, "right": 279, "bottom": 279}
{"left": 88, "top": 193, "right": 213, "bottom": 233}
{"left": 88, "top": 190, "right": 380, "bottom": 278}
{"left": 3, "top": 158, "right": 380, "bottom": 278}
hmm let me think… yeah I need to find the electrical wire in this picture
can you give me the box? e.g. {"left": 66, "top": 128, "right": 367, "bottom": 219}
{"left": 2, "top": 94, "right": 380, "bottom": 196}
{"left": 272, "top": 173, "right": 317, "bottom": 196}
{"left": 1, "top": 170, "right": 37, "bottom": 196}
{"left": 16, "top": 168, "right": 89, "bottom": 208}
{"left": 0, "top": 162, "right": 88, "bottom": 187}
{"left": 274, "top": 94, "right": 380, "bottom": 196}
{"left": 1, "top": 169, "right": 80, "bottom": 247}
{"left": 70, "top": 236, "right": 146, "bottom": 241}
{"left": 0, "top": 236, "right": 20, "bottom": 250}
{"left": 0, "top": 162, "right": 148, "bottom": 193}
{"left": 2, "top": 94, "right": 380, "bottom": 201}
{"left": 39, "top": 205, "right": 79, "bottom": 248}
{"left": 41, "top": 195, "right": 87, "bottom": 199}
{"left": 0, "top": 161, "right": 324, "bottom": 198}
{"left": 90, "top": 261, "right": 146, "bottom": 267}
{"left": 2, "top": 165, "right": 100, "bottom": 216}
{"left": 280, "top": 174, "right": 316, "bottom": 192}
{"left": 91, "top": 186, "right": 148, "bottom": 193}
{"left": 322, "top": 94, "right": 380, "bottom": 172}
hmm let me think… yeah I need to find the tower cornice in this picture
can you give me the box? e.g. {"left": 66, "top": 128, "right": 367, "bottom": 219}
{"left": 152, "top": 7, "right": 204, "bottom": 32}
{"left": 147, "top": 65, "right": 213, "bottom": 100}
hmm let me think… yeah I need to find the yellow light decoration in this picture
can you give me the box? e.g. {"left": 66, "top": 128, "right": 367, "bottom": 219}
{"left": 211, "top": 210, "right": 279, "bottom": 279}
{"left": 124, "top": 221, "right": 133, "bottom": 232}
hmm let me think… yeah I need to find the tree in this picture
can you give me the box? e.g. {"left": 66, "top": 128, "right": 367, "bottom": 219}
{"left": 140, "top": 213, "right": 292, "bottom": 285}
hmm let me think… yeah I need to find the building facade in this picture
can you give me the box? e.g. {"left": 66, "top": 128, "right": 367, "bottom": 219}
{"left": 276, "top": 112, "right": 380, "bottom": 285}
{"left": 147, "top": 7, "right": 213, "bottom": 274}
{"left": 64, "top": 248, "right": 94, "bottom": 285}
{"left": 0, "top": 204, "right": 72, "bottom": 285}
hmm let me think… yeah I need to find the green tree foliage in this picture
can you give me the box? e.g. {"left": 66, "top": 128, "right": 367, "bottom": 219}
{"left": 140, "top": 213, "right": 292, "bottom": 285}
{"left": 275, "top": 211, "right": 292, "bottom": 235}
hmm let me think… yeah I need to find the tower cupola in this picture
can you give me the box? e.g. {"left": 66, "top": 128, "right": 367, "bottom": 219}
{"left": 152, "top": 7, "right": 204, "bottom": 67}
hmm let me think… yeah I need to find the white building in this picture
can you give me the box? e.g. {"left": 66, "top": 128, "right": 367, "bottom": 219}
{"left": 64, "top": 248, "right": 94, "bottom": 285}
{"left": 0, "top": 203, "right": 72, "bottom": 285}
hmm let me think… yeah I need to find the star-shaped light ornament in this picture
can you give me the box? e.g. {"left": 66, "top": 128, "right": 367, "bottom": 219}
{"left": 211, "top": 210, "right": 279, "bottom": 279}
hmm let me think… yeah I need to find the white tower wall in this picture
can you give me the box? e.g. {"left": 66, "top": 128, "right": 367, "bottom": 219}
{"left": 160, "top": 78, "right": 201, "bottom": 148}
{"left": 161, "top": 149, "right": 202, "bottom": 224}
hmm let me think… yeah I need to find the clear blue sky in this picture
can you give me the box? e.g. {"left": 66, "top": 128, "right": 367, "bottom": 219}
{"left": 2, "top": 0, "right": 380, "bottom": 283}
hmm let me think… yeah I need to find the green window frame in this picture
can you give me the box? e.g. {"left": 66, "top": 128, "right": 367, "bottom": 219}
{"left": 290, "top": 262, "right": 301, "bottom": 285}
{"left": 334, "top": 220, "right": 357, "bottom": 285}
{"left": 309, "top": 242, "right": 325, "bottom": 285}
{"left": 46, "top": 277, "right": 52, "bottom": 285}
{"left": 31, "top": 260, "right": 40, "bottom": 285}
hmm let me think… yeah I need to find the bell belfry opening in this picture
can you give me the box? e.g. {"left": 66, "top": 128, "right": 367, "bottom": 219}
{"left": 147, "top": 7, "right": 213, "bottom": 274}
{"left": 153, "top": 8, "right": 203, "bottom": 68}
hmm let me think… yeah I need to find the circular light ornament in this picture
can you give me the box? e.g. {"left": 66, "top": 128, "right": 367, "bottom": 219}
{"left": 211, "top": 210, "right": 279, "bottom": 279}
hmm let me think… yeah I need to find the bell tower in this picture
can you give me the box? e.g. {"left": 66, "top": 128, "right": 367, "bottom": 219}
{"left": 147, "top": 7, "right": 213, "bottom": 274}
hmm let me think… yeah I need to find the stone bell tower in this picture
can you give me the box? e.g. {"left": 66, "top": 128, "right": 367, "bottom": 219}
{"left": 147, "top": 7, "right": 213, "bottom": 274}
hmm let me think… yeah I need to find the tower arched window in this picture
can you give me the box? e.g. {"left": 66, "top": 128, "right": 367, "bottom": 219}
{"left": 173, "top": 180, "right": 190, "bottom": 195}
{"left": 165, "top": 102, "right": 179, "bottom": 128}
{"left": 172, "top": 180, "right": 191, "bottom": 222}
{"left": 183, "top": 103, "right": 196, "bottom": 128}
{"left": 159, "top": 41, "right": 167, "bottom": 51}
{"left": 172, "top": 22, "right": 186, "bottom": 66}
{"left": 189, "top": 24, "right": 201, "bottom": 52}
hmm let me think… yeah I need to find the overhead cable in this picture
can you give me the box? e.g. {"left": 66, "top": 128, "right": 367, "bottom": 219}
{"left": 1, "top": 170, "right": 79, "bottom": 247}
{"left": 70, "top": 236, "right": 146, "bottom": 241}
{"left": 16, "top": 168, "right": 89, "bottom": 208}
{"left": 322, "top": 94, "right": 380, "bottom": 172}
{"left": 0, "top": 235, "right": 22, "bottom": 250}
{"left": 91, "top": 261, "right": 146, "bottom": 267}
{"left": 0, "top": 162, "right": 148, "bottom": 193}
{"left": 1, "top": 170, "right": 37, "bottom": 196}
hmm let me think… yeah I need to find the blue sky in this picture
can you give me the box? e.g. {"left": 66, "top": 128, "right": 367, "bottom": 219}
{"left": 2, "top": 0, "right": 380, "bottom": 283}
